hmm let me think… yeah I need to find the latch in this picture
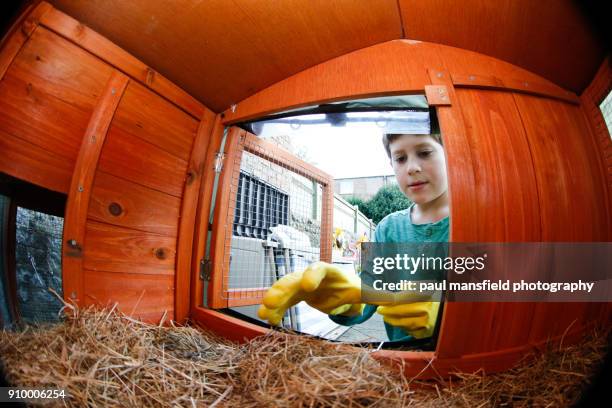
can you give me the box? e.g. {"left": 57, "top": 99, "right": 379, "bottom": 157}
{"left": 213, "top": 152, "right": 225, "bottom": 173}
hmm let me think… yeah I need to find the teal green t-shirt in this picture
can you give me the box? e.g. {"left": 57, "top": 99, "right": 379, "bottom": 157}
{"left": 330, "top": 204, "right": 449, "bottom": 342}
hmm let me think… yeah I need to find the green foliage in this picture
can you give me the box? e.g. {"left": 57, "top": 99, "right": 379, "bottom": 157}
{"left": 346, "top": 185, "right": 411, "bottom": 224}
{"left": 346, "top": 196, "right": 372, "bottom": 219}
{"left": 366, "top": 185, "right": 411, "bottom": 224}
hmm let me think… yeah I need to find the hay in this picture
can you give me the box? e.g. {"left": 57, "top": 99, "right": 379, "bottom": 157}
{"left": 0, "top": 303, "right": 608, "bottom": 407}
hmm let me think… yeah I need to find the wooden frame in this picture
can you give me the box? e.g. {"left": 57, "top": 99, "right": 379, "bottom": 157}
{"left": 207, "top": 128, "right": 334, "bottom": 308}
{"left": 188, "top": 39, "right": 610, "bottom": 379}
{"left": 62, "top": 71, "right": 129, "bottom": 305}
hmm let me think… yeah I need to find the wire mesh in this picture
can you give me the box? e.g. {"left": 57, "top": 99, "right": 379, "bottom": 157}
{"left": 15, "top": 207, "right": 64, "bottom": 324}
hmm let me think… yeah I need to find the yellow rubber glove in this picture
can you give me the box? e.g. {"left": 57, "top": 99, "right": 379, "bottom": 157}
{"left": 258, "top": 262, "right": 364, "bottom": 326}
{"left": 376, "top": 301, "right": 440, "bottom": 339}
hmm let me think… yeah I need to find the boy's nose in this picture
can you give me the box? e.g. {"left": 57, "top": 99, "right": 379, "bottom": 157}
{"left": 407, "top": 160, "right": 422, "bottom": 174}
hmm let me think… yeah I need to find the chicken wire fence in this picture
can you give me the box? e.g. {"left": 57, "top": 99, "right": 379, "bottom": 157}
{"left": 212, "top": 130, "right": 338, "bottom": 334}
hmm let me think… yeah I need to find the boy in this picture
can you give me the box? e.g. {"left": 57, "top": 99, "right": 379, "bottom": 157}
{"left": 258, "top": 122, "right": 449, "bottom": 341}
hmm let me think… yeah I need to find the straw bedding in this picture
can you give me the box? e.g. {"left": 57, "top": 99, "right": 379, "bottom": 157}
{"left": 0, "top": 303, "right": 608, "bottom": 407}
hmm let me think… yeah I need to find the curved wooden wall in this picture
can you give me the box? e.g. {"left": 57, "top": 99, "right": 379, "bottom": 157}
{"left": 1, "top": 1, "right": 610, "bottom": 378}
{"left": 0, "top": 2, "right": 216, "bottom": 323}
{"left": 198, "top": 40, "right": 611, "bottom": 375}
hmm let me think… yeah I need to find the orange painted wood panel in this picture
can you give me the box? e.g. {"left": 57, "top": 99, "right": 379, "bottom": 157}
{"left": 0, "top": 73, "right": 89, "bottom": 161}
{"left": 111, "top": 81, "right": 199, "bottom": 161}
{"left": 400, "top": 0, "right": 604, "bottom": 94}
{"left": 89, "top": 171, "right": 181, "bottom": 237}
{"left": 191, "top": 115, "right": 225, "bottom": 311}
{"left": 10, "top": 27, "right": 113, "bottom": 109}
{"left": 39, "top": 4, "right": 206, "bottom": 119}
{"left": 439, "top": 88, "right": 542, "bottom": 355}
{"left": 83, "top": 269, "right": 174, "bottom": 323}
{"left": 208, "top": 128, "right": 243, "bottom": 308}
{"left": 222, "top": 40, "right": 444, "bottom": 123}
{"left": 454, "top": 88, "right": 540, "bottom": 242}
{"left": 50, "top": 0, "right": 402, "bottom": 112}
{"left": 514, "top": 94, "right": 606, "bottom": 241}
{"left": 98, "top": 124, "right": 188, "bottom": 198}
{"left": 83, "top": 221, "right": 176, "bottom": 276}
{"left": 62, "top": 71, "right": 128, "bottom": 305}
{"left": 0, "top": 128, "right": 73, "bottom": 193}
{"left": 175, "top": 108, "right": 216, "bottom": 322}
{"left": 0, "top": 2, "right": 52, "bottom": 80}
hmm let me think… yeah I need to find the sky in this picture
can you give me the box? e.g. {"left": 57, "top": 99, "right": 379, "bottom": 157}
{"left": 260, "top": 122, "right": 398, "bottom": 179}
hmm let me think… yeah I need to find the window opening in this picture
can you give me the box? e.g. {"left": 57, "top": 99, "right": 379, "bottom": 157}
{"left": 0, "top": 173, "right": 66, "bottom": 327}
{"left": 214, "top": 95, "right": 445, "bottom": 349}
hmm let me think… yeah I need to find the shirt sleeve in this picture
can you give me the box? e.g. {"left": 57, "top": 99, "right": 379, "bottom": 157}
{"left": 328, "top": 303, "right": 377, "bottom": 326}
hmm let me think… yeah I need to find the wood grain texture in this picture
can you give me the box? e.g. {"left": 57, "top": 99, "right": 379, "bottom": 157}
{"left": 222, "top": 40, "right": 577, "bottom": 124}
{"left": 222, "top": 40, "right": 442, "bottom": 123}
{"left": 39, "top": 3, "right": 206, "bottom": 118}
{"left": 175, "top": 108, "right": 216, "bottom": 323}
{"left": 0, "top": 1, "right": 52, "bottom": 80}
{"left": 89, "top": 171, "right": 181, "bottom": 237}
{"left": 62, "top": 70, "right": 127, "bottom": 305}
{"left": 83, "top": 269, "right": 174, "bottom": 323}
{"left": 208, "top": 127, "right": 244, "bottom": 308}
{"left": 0, "top": 128, "right": 73, "bottom": 193}
{"left": 190, "top": 115, "right": 225, "bottom": 311}
{"left": 49, "top": 0, "right": 401, "bottom": 112}
{"left": 399, "top": 0, "right": 605, "bottom": 94}
{"left": 207, "top": 128, "right": 335, "bottom": 307}
{"left": 83, "top": 221, "right": 176, "bottom": 276}
{"left": 452, "top": 73, "right": 579, "bottom": 104}
{"left": 111, "top": 81, "right": 199, "bottom": 161}
{"left": 98, "top": 124, "right": 188, "bottom": 198}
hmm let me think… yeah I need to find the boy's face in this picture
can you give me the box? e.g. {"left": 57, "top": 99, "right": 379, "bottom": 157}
{"left": 388, "top": 135, "right": 448, "bottom": 207}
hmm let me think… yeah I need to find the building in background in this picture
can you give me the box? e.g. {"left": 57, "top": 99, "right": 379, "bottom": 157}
{"left": 335, "top": 175, "right": 397, "bottom": 201}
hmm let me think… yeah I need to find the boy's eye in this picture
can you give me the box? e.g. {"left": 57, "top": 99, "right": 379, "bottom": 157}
{"left": 417, "top": 150, "right": 433, "bottom": 158}
{"left": 394, "top": 156, "right": 406, "bottom": 163}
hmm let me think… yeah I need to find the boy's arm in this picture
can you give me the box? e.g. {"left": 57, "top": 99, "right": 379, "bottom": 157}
{"left": 328, "top": 303, "right": 377, "bottom": 326}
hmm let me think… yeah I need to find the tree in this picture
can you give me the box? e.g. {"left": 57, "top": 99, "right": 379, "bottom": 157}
{"left": 366, "top": 185, "right": 411, "bottom": 224}
{"left": 346, "top": 196, "right": 372, "bottom": 220}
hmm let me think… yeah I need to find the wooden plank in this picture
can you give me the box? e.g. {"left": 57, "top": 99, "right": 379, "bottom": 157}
{"left": 174, "top": 108, "right": 216, "bottom": 323}
{"left": 98, "top": 124, "right": 188, "bottom": 198}
{"left": 83, "top": 221, "right": 175, "bottom": 276}
{"left": 0, "top": 73, "right": 95, "bottom": 163}
{"left": 242, "top": 132, "right": 332, "bottom": 186}
{"left": 0, "top": 128, "right": 73, "bottom": 193}
{"left": 452, "top": 72, "right": 579, "bottom": 104}
{"left": 62, "top": 70, "right": 128, "bottom": 305}
{"left": 190, "top": 115, "right": 225, "bottom": 311}
{"left": 425, "top": 69, "right": 479, "bottom": 359}
{"left": 9, "top": 27, "right": 113, "bottom": 110}
{"left": 226, "top": 289, "right": 269, "bottom": 308}
{"left": 399, "top": 0, "right": 604, "bottom": 95}
{"left": 222, "top": 40, "right": 443, "bottom": 123}
{"left": 89, "top": 171, "right": 181, "bottom": 237}
{"left": 0, "top": 1, "right": 52, "bottom": 80}
{"left": 192, "top": 306, "right": 267, "bottom": 343}
{"left": 501, "top": 77, "right": 579, "bottom": 105}
{"left": 111, "top": 81, "right": 199, "bottom": 161}
{"left": 454, "top": 88, "right": 540, "bottom": 242}
{"left": 83, "top": 269, "right": 174, "bottom": 323}
{"left": 208, "top": 127, "right": 244, "bottom": 308}
{"left": 320, "top": 184, "right": 334, "bottom": 263}
{"left": 450, "top": 73, "right": 504, "bottom": 88}
{"left": 50, "top": 0, "right": 401, "bottom": 112}
{"left": 39, "top": 4, "right": 206, "bottom": 119}
{"left": 424, "top": 85, "right": 451, "bottom": 106}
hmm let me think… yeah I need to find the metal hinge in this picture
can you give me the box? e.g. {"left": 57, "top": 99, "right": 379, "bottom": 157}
{"left": 213, "top": 152, "right": 225, "bottom": 173}
{"left": 200, "top": 258, "right": 211, "bottom": 281}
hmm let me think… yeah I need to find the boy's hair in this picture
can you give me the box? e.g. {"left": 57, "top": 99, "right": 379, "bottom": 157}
{"left": 382, "top": 110, "right": 442, "bottom": 158}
